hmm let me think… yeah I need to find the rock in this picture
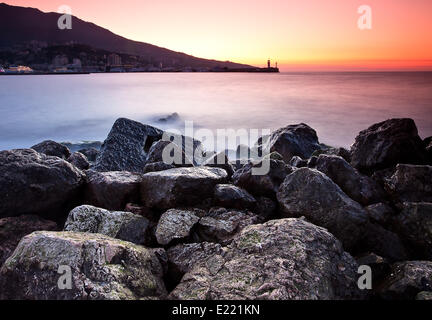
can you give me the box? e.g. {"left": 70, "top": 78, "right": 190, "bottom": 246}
{"left": 277, "top": 168, "right": 368, "bottom": 250}
{"left": 416, "top": 291, "right": 432, "bottom": 300}
{"left": 196, "top": 208, "right": 262, "bottom": 245}
{"left": 312, "top": 145, "right": 351, "bottom": 163}
{"left": 64, "top": 205, "right": 150, "bottom": 245}
{"left": 350, "top": 118, "right": 426, "bottom": 172}
{"left": 289, "top": 156, "right": 307, "bottom": 168}
{"left": 0, "top": 231, "right": 167, "bottom": 300}
{"left": 146, "top": 140, "right": 193, "bottom": 166}
{"left": 395, "top": 202, "right": 432, "bottom": 259}
{"left": 31, "top": 140, "right": 71, "bottom": 159}
{"left": 384, "top": 164, "right": 432, "bottom": 203}
{"left": 255, "top": 196, "right": 277, "bottom": 219}
{"left": 84, "top": 170, "right": 142, "bottom": 211}
{"left": 62, "top": 141, "right": 102, "bottom": 153}
{"left": 93, "top": 118, "right": 163, "bottom": 173}
{"left": 307, "top": 156, "right": 318, "bottom": 168}
{"left": 143, "top": 162, "right": 176, "bottom": 173}
{"left": 378, "top": 261, "right": 432, "bottom": 300}
{"left": 257, "top": 123, "right": 321, "bottom": 163}
{"left": 167, "top": 242, "right": 223, "bottom": 283}
{"left": 203, "top": 152, "right": 235, "bottom": 178}
{"left": 158, "top": 112, "right": 180, "bottom": 123}
{"left": 365, "top": 203, "right": 394, "bottom": 225}
{"left": 0, "top": 215, "right": 58, "bottom": 266}
{"left": 141, "top": 167, "right": 227, "bottom": 209}
{"left": 67, "top": 152, "right": 90, "bottom": 170}
{"left": 155, "top": 209, "right": 200, "bottom": 246}
{"left": 0, "top": 149, "right": 85, "bottom": 220}
{"left": 78, "top": 147, "right": 99, "bottom": 162}
{"left": 169, "top": 218, "right": 364, "bottom": 300}
{"left": 315, "top": 154, "right": 385, "bottom": 205}
{"left": 425, "top": 137, "right": 432, "bottom": 163}
{"left": 214, "top": 184, "right": 256, "bottom": 209}
{"left": 360, "top": 223, "right": 407, "bottom": 262}
{"left": 232, "top": 154, "right": 293, "bottom": 197}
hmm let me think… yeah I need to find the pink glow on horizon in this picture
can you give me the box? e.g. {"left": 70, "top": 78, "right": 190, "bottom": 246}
{"left": 4, "top": 0, "right": 432, "bottom": 71}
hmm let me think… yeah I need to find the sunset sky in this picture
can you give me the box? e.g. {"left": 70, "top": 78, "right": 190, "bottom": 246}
{"left": 5, "top": 0, "right": 432, "bottom": 71}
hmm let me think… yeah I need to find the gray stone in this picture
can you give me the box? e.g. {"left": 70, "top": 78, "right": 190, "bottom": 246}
{"left": 169, "top": 218, "right": 364, "bottom": 300}
{"left": 64, "top": 205, "right": 150, "bottom": 245}
{"left": 214, "top": 184, "right": 256, "bottom": 209}
{"left": 67, "top": 152, "right": 90, "bottom": 170}
{"left": 31, "top": 140, "right": 71, "bottom": 159}
{"left": 155, "top": 209, "right": 200, "bottom": 246}
{"left": 0, "top": 231, "right": 167, "bottom": 300}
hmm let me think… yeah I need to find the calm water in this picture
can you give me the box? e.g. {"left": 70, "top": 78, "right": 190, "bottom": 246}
{"left": 1, "top": 72, "right": 432, "bottom": 151}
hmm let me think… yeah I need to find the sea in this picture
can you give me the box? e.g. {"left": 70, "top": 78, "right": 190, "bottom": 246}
{"left": 1, "top": 72, "right": 431, "bottom": 152}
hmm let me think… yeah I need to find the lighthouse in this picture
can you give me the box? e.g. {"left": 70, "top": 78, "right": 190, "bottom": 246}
{"left": 267, "top": 59, "right": 271, "bottom": 68}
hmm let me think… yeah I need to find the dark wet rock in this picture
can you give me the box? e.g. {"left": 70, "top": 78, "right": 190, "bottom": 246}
{"left": 196, "top": 208, "right": 262, "bottom": 245}
{"left": 307, "top": 156, "right": 318, "bottom": 168}
{"left": 0, "top": 231, "right": 167, "bottom": 300}
{"left": 77, "top": 147, "right": 99, "bottom": 162}
{"left": 395, "top": 202, "right": 432, "bottom": 259}
{"left": 169, "top": 218, "right": 364, "bottom": 300}
{"left": 371, "top": 167, "right": 396, "bottom": 188}
{"left": 214, "top": 184, "right": 256, "bottom": 210}
{"left": 67, "top": 152, "right": 90, "bottom": 170}
{"left": 166, "top": 242, "right": 224, "bottom": 284}
{"left": 289, "top": 156, "right": 307, "bottom": 168}
{"left": 378, "top": 261, "right": 432, "bottom": 300}
{"left": 158, "top": 112, "right": 180, "bottom": 123}
{"left": 0, "top": 149, "right": 85, "bottom": 220}
{"left": 143, "top": 162, "right": 176, "bottom": 173}
{"left": 155, "top": 209, "right": 200, "bottom": 246}
{"left": 0, "top": 215, "right": 58, "bottom": 266}
{"left": 384, "top": 164, "right": 432, "bottom": 203}
{"left": 141, "top": 167, "right": 227, "bottom": 209}
{"left": 315, "top": 154, "right": 385, "bottom": 205}
{"left": 356, "top": 253, "right": 391, "bottom": 288}
{"left": 416, "top": 291, "right": 432, "bottom": 300}
{"left": 146, "top": 140, "right": 193, "bottom": 166}
{"left": 93, "top": 118, "right": 163, "bottom": 173}
{"left": 257, "top": 123, "right": 321, "bottom": 163}
{"left": 31, "top": 140, "right": 71, "bottom": 159}
{"left": 312, "top": 145, "right": 351, "bottom": 163}
{"left": 425, "top": 136, "right": 432, "bottom": 163}
{"left": 255, "top": 196, "right": 277, "bottom": 219}
{"left": 365, "top": 203, "right": 394, "bottom": 225}
{"left": 232, "top": 153, "right": 293, "bottom": 198}
{"left": 360, "top": 223, "right": 407, "bottom": 262}
{"left": 277, "top": 168, "right": 368, "bottom": 250}
{"left": 64, "top": 205, "right": 150, "bottom": 245}
{"left": 203, "top": 152, "right": 235, "bottom": 178}
{"left": 350, "top": 118, "right": 426, "bottom": 172}
{"left": 85, "top": 170, "right": 142, "bottom": 211}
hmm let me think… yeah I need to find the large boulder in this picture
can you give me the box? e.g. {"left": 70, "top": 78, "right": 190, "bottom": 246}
{"left": 169, "top": 218, "right": 364, "bottom": 300}
{"left": 141, "top": 167, "right": 227, "bottom": 209}
{"left": 146, "top": 138, "right": 202, "bottom": 167}
{"left": 78, "top": 147, "right": 99, "bottom": 163}
{"left": 64, "top": 205, "right": 150, "bottom": 245}
{"left": 232, "top": 153, "right": 293, "bottom": 197}
{"left": 395, "top": 202, "right": 432, "bottom": 259}
{"left": 213, "top": 184, "right": 256, "bottom": 209}
{"left": 277, "top": 168, "right": 368, "bottom": 250}
{"left": 315, "top": 154, "right": 385, "bottom": 205}
{"left": 350, "top": 118, "right": 426, "bottom": 172}
{"left": 0, "top": 215, "right": 58, "bottom": 266}
{"left": 202, "top": 152, "right": 235, "bottom": 178}
{"left": 155, "top": 209, "right": 201, "bottom": 246}
{"left": 67, "top": 152, "right": 90, "bottom": 170}
{"left": 93, "top": 118, "right": 163, "bottom": 173}
{"left": 0, "top": 231, "right": 167, "bottom": 300}
{"left": 0, "top": 149, "right": 85, "bottom": 219}
{"left": 84, "top": 170, "right": 142, "bottom": 211}
{"left": 31, "top": 140, "right": 71, "bottom": 159}
{"left": 196, "top": 208, "right": 262, "bottom": 245}
{"left": 378, "top": 261, "right": 432, "bottom": 300}
{"left": 257, "top": 123, "right": 321, "bottom": 162}
{"left": 384, "top": 164, "right": 432, "bottom": 203}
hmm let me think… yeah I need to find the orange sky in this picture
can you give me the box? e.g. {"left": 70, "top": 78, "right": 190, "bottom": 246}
{"left": 5, "top": 0, "right": 432, "bottom": 71}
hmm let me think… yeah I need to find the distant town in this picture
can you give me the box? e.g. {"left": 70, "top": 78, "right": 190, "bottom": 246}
{"left": 0, "top": 42, "right": 279, "bottom": 75}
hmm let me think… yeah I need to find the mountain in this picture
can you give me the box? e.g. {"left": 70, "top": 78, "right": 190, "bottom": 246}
{"left": 0, "top": 3, "right": 252, "bottom": 69}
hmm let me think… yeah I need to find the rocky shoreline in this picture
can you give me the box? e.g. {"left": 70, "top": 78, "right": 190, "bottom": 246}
{"left": 0, "top": 117, "right": 431, "bottom": 300}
